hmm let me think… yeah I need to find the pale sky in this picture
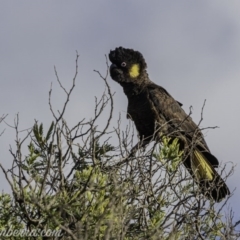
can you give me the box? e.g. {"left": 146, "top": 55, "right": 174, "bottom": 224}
{"left": 1, "top": 0, "right": 240, "bottom": 224}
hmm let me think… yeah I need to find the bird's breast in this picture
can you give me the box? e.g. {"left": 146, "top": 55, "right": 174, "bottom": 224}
{"left": 127, "top": 92, "right": 157, "bottom": 139}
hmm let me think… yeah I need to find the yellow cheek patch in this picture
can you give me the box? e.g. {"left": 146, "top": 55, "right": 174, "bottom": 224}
{"left": 129, "top": 64, "right": 140, "bottom": 78}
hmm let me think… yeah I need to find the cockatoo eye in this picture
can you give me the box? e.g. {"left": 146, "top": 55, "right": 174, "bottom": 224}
{"left": 121, "top": 62, "right": 127, "bottom": 67}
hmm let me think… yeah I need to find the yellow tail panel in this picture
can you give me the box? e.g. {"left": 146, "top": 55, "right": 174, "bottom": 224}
{"left": 192, "top": 150, "right": 214, "bottom": 181}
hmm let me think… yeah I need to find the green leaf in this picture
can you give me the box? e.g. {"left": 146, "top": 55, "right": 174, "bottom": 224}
{"left": 33, "top": 122, "right": 42, "bottom": 143}
{"left": 46, "top": 121, "right": 54, "bottom": 141}
{"left": 28, "top": 142, "right": 35, "bottom": 154}
{"left": 39, "top": 123, "right": 43, "bottom": 136}
{"left": 27, "top": 154, "right": 39, "bottom": 165}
